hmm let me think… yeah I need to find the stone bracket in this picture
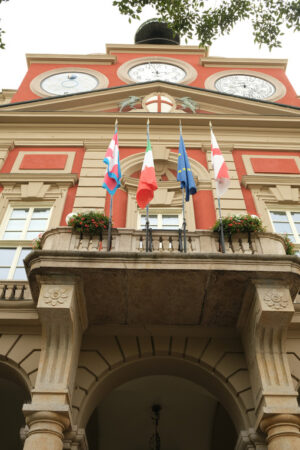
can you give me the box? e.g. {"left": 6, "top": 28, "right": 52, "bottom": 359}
{"left": 27, "top": 276, "right": 87, "bottom": 429}
{"left": 243, "top": 280, "right": 300, "bottom": 425}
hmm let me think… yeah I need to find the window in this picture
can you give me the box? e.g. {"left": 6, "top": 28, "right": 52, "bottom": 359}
{"left": 138, "top": 211, "right": 182, "bottom": 230}
{"left": 0, "top": 207, "right": 51, "bottom": 280}
{"left": 269, "top": 211, "right": 300, "bottom": 243}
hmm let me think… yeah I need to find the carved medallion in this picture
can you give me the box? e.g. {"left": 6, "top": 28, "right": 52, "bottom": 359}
{"left": 263, "top": 289, "right": 288, "bottom": 310}
{"left": 44, "top": 287, "right": 69, "bottom": 306}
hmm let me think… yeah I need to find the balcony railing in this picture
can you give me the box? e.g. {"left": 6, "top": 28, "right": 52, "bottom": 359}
{"left": 41, "top": 227, "right": 287, "bottom": 256}
{"left": 0, "top": 281, "right": 32, "bottom": 301}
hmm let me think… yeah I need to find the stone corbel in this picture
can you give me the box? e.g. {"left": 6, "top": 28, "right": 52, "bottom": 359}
{"left": 0, "top": 140, "right": 13, "bottom": 170}
{"left": 23, "top": 276, "right": 87, "bottom": 446}
{"left": 242, "top": 280, "right": 300, "bottom": 427}
{"left": 235, "top": 428, "right": 267, "bottom": 449}
{"left": 63, "top": 427, "right": 88, "bottom": 450}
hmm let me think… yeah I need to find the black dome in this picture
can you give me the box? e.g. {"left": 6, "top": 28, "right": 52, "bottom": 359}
{"left": 135, "top": 19, "right": 180, "bottom": 45}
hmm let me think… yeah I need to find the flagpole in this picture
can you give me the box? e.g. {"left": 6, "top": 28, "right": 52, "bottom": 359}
{"left": 146, "top": 119, "right": 151, "bottom": 252}
{"left": 209, "top": 121, "right": 225, "bottom": 254}
{"left": 179, "top": 121, "right": 187, "bottom": 253}
{"left": 107, "top": 118, "right": 118, "bottom": 251}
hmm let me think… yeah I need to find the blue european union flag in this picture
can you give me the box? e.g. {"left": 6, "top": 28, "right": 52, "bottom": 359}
{"left": 177, "top": 133, "right": 197, "bottom": 202}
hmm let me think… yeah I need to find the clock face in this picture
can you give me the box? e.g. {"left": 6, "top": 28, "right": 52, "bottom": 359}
{"left": 41, "top": 72, "right": 99, "bottom": 95}
{"left": 215, "top": 75, "right": 275, "bottom": 100}
{"left": 128, "top": 63, "right": 186, "bottom": 83}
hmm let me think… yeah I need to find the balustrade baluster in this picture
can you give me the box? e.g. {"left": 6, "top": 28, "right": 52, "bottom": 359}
{"left": 152, "top": 235, "right": 160, "bottom": 251}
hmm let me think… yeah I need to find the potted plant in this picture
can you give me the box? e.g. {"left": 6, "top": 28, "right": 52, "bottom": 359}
{"left": 212, "top": 214, "right": 265, "bottom": 234}
{"left": 282, "top": 235, "right": 296, "bottom": 255}
{"left": 32, "top": 233, "right": 44, "bottom": 249}
{"left": 67, "top": 211, "right": 110, "bottom": 236}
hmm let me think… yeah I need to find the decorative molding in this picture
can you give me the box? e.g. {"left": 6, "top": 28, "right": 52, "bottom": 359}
{"left": 242, "top": 174, "right": 300, "bottom": 188}
{"left": 201, "top": 57, "right": 287, "bottom": 70}
{"left": 30, "top": 67, "right": 109, "bottom": 98}
{"left": 106, "top": 43, "right": 207, "bottom": 56}
{"left": 263, "top": 289, "right": 288, "bottom": 310}
{"left": 13, "top": 139, "right": 85, "bottom": 147}
{"left": 204, "top": 69, "right": 287, "bottom": 102}
{"left": 43, "top": 287, "right": 71, "bottom": 307}
{"left": 0, "top": 140, "right": 14, "bottom": 151}
{"left": 26, "top": 53, "right": 116, "bottom": 67}
{"left": 0, "top": 173, "right": 78, "bottom": 186}
{"left": 117, "top": 56, "right": 198, "bottom": 85}
{"left": 233, "top": 144, "right": 300, "bottom": 151}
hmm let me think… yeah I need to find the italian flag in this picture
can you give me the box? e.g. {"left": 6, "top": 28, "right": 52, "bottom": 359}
{"left": 136, "top": 138, "right": 158, "bottom": 209}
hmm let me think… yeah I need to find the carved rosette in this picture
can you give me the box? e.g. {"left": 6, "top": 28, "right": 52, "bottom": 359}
{"left": 43, "top": 287, "right": 70, "bottom": 306}
{"left": 263, "top": 289, "right": 288, "bottom": 310}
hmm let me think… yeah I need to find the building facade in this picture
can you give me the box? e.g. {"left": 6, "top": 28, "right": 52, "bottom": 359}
{"left": 0, "top": 24, "right": 300, "bottom": 450}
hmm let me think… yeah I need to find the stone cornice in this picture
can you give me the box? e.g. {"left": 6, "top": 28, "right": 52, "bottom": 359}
{"left": 12, "top": 139, "right": 85, "bottom": 147}
{"left": 201, "top": 57, "right": 287, "bottom": 70}
{"left": 242, "top": 174, "right": 300, "bottom": 188}
{"left": 0, "top": 173, "right": 78, "bottom": 186}
{"left": 106, "top": 43, "right": 207, "bottom": 56}
{"left": 26, "top": 53, "right": 116, "bottom": 67}
{"left": 4, "top": 81, "right": 300, "bottom": 116}
{"left": 0, "top": 111, "right": 300, "bottom": 129}
{"left": 234, "top": 144, "right": 300, "bottom": 151}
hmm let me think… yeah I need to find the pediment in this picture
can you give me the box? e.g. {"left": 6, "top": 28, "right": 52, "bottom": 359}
{"left": 2, "top": 81, "right": 300, "bottom": 117}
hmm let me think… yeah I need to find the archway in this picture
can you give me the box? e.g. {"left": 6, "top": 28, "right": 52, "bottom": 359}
{"left": 77, "top": 356, "right": 251, "bottom": 449}
{"left": 0, "top": 360, "right": 31, "bottom": 449}
{"left": 86, "top": 374, "right": 237, "bottom": 450}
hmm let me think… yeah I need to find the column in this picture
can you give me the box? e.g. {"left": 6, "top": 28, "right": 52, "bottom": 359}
{"left": 23, "top": 412, "right": 69, "bottom": 450}
{"left": 261, "top": 414, "right": 300, "bottom": 450}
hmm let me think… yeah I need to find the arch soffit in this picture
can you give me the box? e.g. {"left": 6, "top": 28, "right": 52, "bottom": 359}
{"left": 121, "top": 151, "right": 212, "bottom": 190}
{"left": 0, "top": 357, "right": 32, "bottom": 398}
{"left": 77, "top": 356, "right": 251, "bottom": 433}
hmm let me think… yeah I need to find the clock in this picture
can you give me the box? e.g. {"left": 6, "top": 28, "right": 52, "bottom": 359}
{"left": 128, "top": 62, "right": 186, "bottom": 83}
{"left": 30, "top": 68, "right": 109, "bottom": 98}
{"left": 41, "top": 72, "right": 99, "bottom": 96}
{"left": 215, "top": 75, "right": 275, "bottom": 100}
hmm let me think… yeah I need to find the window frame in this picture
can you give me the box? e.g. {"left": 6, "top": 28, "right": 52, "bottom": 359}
{"left": 137, "top": 208, "right": 183, "bottom": 230}
{"left": 268, "top": 207, "right": 300, "bottom": 253}
{"left": 0, "top": 204, "right": 52, "bottom": 280}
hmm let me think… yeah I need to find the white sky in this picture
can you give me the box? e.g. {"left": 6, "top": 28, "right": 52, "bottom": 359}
{"left": 0, "top": 0, "right": 299, "bottom": 95}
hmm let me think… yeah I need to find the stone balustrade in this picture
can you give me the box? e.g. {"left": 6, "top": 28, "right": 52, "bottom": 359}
{"left": 41, "top": 226, "right": 287, "bottom": 256}
{"left": 0, "top": 281, "right": 32, "bottom": 301}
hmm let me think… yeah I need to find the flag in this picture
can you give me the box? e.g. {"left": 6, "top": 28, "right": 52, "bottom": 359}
{"left": 210, "top": 124, "right": 230, "bottom": 196}
{"left": 102, "top": 132, "right": 121, "bottom": 196}
{"left": 177, "top": 132, "right": 197, "bottom": 202}
{"left": 136, "top": 135, "right": 158, "bottom": 209}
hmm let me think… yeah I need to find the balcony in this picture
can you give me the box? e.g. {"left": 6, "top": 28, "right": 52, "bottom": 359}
{"left": 24, "top": 227, "right": 299, "bottom": 329}
{"left": 41, "top": 226, "right": 286, "bottom": 255}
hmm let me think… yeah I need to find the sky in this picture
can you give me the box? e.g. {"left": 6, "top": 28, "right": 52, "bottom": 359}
{"left": 0, "top": 0, "right": 299, "bottom": 94}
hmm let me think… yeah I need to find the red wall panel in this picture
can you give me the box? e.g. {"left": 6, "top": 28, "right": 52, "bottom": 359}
{"left": 250, "top": 157, "right": 299, "bottom": 174}
{"left": 20, "top": 154, "right": 68, "bottom": 170}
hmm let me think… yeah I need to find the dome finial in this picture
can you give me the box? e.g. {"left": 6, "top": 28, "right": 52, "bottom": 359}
{"left": 135, "top": 19, "right": 180, "bottom": 45}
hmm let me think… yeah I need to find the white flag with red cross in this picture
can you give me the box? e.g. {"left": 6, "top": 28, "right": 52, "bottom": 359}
{"left": 210, "top": 123, "right": 230, "bottom": 197}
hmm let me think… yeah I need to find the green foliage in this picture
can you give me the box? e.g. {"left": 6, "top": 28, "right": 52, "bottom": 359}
{"left": 212, "top": 214, "right": 264, "bottom": 234}
{"left": 32, "top": 233, "right": 44, "bottom": 250}
{"left": 113, "top": 0, "right": 300, "bottom": 49}
{"left": 67, "top": 211, "right": 109, "bottom": 235}
{"left": 282, "top": 234, "right": 296, "bottom": 255}
{"left": 0, "top": 0, "right": 9, "bottom": 49}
